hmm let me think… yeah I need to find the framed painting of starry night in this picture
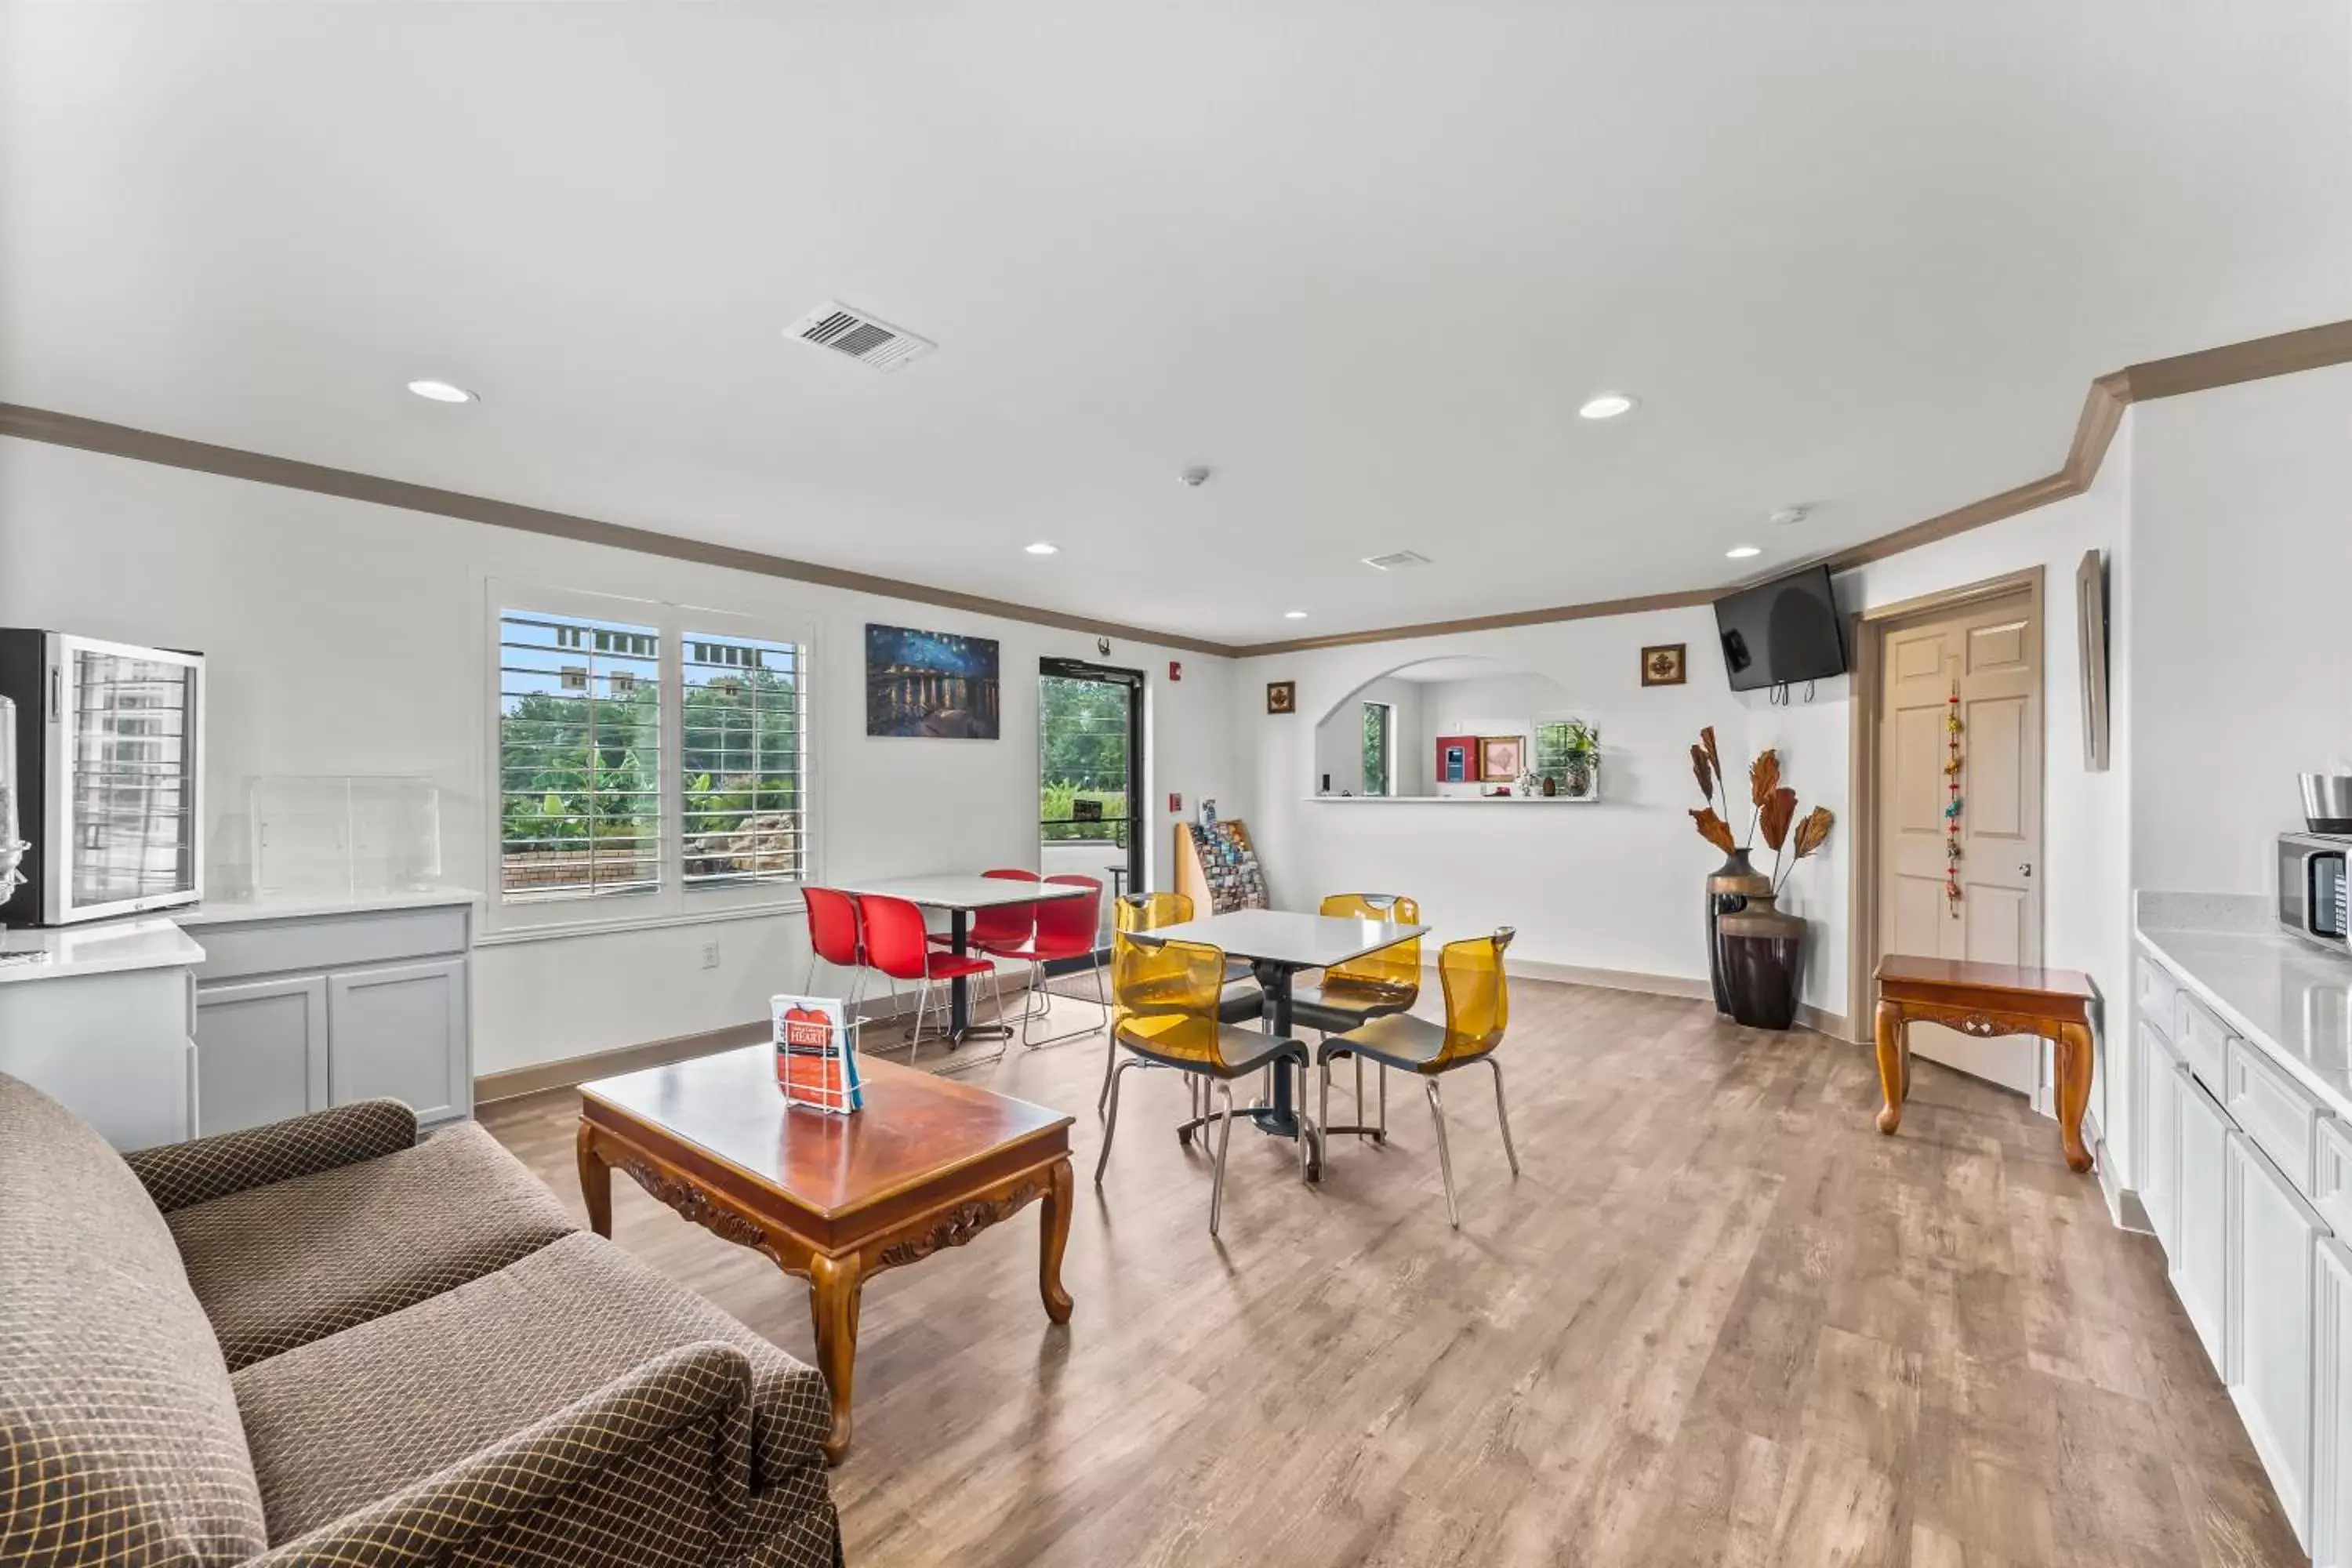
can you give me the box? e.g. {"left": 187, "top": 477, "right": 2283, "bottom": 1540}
{"left": 865, "top": 624, "right": 1001, "bottom": 739}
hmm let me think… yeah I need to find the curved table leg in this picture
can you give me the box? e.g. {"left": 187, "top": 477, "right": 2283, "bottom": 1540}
{"left": 1039, "top": 1156, "right": 1074, "bottom": 1323}
{"left": 808, "top": 1251, "right": 863, "bottom": 1466}
{"left": 1874, "top": 1000, "right": 1908, "bottom": 1136}
{"left": 575, "top": 1122, "right": 612, "bottom": 1238}
{"left": 2054, "top": 1022, "right": 2096, "bottom": 1173}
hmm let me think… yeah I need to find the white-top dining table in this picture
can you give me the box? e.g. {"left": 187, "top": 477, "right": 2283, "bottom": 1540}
{"left": 828, "top": 874, "right": 1091, "bottom": 1043}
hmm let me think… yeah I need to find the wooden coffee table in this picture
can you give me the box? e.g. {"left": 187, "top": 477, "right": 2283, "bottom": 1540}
{"left": 575, "top": 1046, "right": 1075, "bottom": 1465}
{"left": 1873, "top": 953, "right": 2099, "bottom": 1173}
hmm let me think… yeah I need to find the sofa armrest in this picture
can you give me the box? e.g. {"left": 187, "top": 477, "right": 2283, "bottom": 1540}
{"left": 124, "top": 1099, "right": 418, "bottom": 1212}
{"left": 247, "top": 1343, "right": 757, "bottom": 1568}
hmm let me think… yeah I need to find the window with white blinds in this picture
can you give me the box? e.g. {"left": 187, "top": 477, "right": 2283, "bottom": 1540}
{"left": 681, "top": 633, "right": 805, "bottom": 887}
{"left": 490, "top": 588, "right": 813, "bottom": 929}
{"left": 497, "top": 611, "right": 664, "bottom": 902}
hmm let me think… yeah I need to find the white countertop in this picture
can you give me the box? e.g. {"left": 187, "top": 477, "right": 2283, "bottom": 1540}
{"left": 2136, "top": 891, "right": 2352, "bottom": 1121}
{"left": 0, "top": 916, "right": 207, "bottom": 985}
{"left": 174, "top": 885, "right": 482, "bottom": 927}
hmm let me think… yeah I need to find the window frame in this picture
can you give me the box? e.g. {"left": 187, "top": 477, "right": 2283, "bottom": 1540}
{"left": 484, "top": 582, "right": 818, "bottom": 936}
{"left": 1361, "top": 699, "right": 1395, "bottom": 797}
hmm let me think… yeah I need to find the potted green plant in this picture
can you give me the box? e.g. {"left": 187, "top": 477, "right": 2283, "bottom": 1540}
{"left": 1555, "top": 718, "right": 1600, "bottom": 799}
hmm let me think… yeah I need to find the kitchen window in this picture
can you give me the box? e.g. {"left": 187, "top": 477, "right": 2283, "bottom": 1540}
{"left": 489, "top": 585, "right": 812, "bottom": 932}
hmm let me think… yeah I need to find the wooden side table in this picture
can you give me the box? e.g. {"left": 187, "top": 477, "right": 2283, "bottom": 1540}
{"left": 1872, "top": 954, "right": 2099, "bottom": 1173}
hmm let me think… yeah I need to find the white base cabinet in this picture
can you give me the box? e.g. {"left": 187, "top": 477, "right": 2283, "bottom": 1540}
{"left": 2228, "top": 1131, "right": 2321, "bottom": 1546}
{"left": 191, "top": 902, "right": 473, "bottom": 1136}
{"left": 0, "top": 966, "right": 197, "bottom": 1149}
{"left": 2175, "top": 1067, "right": 2234, "bottom": 1375}
{"left": 2136, "top": 933, "right": 2347, "bottom": 1557}
{"left": 2315, "top": 1236, "right": 2352, "bottom": 1568}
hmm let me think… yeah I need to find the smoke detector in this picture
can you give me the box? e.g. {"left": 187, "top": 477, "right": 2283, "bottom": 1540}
{"left": 1769, "top": 505, "right": 1809, "bottom": 527}
{"left": 786, "top": 301, "right": 937, "bottom": 373}
{"left": 1361, "top": 550, "right": 1434, "bottom": 572}
{"left": 1178, "top": 466, "right": 1212, "bottom": 488}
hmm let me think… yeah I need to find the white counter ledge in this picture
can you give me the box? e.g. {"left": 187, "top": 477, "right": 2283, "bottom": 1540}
{"left": 174, "top": 885, "right": 483, "bottom": 927}
{"left": 0, "top": 916, "right": 207, "bottom": 985}
{"left": 2135, "top": 890, "right": 2352, "bottom": 1122}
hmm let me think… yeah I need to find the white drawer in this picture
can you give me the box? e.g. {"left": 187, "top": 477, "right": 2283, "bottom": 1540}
{"left": 2176, "top": 990, "right": 2233, "bottom": 1098}
{"left": 2140, "top": 954, "right": 2180, "bottom": 1037}
{"left": 2317, "top": 1116, "right": 2352, "bottom": 1237}
{"left": 2225, "top": 1034, "right": 2332, "bottom": 1200}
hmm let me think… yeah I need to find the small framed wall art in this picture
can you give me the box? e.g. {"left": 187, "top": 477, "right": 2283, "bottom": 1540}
{"left": 1641, "top": 643, "right": 1687, "bottom": 687}
{"left": 1266, "top": 681, "right": 1297, "bottom": 715}
{"left": 1480, "top": 735, "right": 1525, "bottom": 781}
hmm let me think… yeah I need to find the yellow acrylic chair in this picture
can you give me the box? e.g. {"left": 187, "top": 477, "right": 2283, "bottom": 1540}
{"left": 1097, "top": 928, "right": 1312, "bottom": 1236}
{"left": 1101, "top": 892, "right": 1263, "bottom": 1116}
{"left": 1316, "top": 928, "right": 1519, "bottom": 1228}
{"left": 1290, "top": 893, "right": 1421, "bottom": 1143}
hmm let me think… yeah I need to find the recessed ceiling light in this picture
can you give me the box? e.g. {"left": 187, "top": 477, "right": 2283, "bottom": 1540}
{"left": 1024, "top": 542, "right": 1059, "bottom": 556}
{"left": 406, "top": 379, "right": 477, "bottom": 404}
{"left": 1283, "top": 610, "right": 1308, "bottom": 619}
{"left": 1578, "top": 393, "right": 1637, "bottom": 420}
{"left": 1726, "top": 545, "right": 1762, "bottom": 559}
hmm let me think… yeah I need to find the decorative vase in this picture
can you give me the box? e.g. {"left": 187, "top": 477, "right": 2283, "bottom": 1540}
{"left": 1541, "top": 774, "right": 1557, "bottom": 797}
{"left": 1721, "top": 891, "right": 1806, "bottom": 1030}
{"left": 1705, "top": 848, "right": 1772, "bottom": 1014}
{"left": 1565, "top": 754, "right": 1594, "bottom": 799}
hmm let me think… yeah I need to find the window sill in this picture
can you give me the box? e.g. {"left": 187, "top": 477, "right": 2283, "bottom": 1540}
{"left": 476, "top": 898, "right": 805, "bottom": 947}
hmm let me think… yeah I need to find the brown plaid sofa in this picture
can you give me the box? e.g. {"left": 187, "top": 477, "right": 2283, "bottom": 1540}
{"left": 0, "top": 1071, "right": 843, "bottom": 1567}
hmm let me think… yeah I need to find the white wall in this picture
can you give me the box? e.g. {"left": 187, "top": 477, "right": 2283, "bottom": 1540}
{"left": 1310, "top": 675, "right": 1422, "bottom": 797}
{"left": 1238, "top": 610, "right": 1748, "bottom": 981}
{"left": 0, "top": 438, "right": 1235, "bottom": 1074}
{"left": 2129, "top": 361, "right": 2352, "bottom": 895}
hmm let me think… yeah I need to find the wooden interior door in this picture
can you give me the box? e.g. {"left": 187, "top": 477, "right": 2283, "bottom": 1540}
{"left": 1877, "top": 591, "right": 2044, "bottom": 1095}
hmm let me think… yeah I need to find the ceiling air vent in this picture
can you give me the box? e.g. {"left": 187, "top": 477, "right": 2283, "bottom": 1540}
{"left": 1361, "top": 550, "right": 1433, "bottom": 572}
{"left": 786, "top": 300, "right": 937, "bottom": 373}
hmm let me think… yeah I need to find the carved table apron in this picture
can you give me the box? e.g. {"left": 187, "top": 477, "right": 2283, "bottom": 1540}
{"left": 1871, "top": 954, "right": 2100, "bottom": 1174}
{"left": 575, "top": 1094, "right": 1074, "bottom": 1466}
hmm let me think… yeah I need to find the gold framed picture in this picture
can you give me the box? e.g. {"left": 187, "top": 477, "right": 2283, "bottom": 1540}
{"left": 1266, "top": 680, "right": 1297, "bottom": 715}
{"left": 1480, "top": 735, "right": 1524, "bottom": 779}
{"left": 1641, "top": 643, "right": 1687, "bottom": 687}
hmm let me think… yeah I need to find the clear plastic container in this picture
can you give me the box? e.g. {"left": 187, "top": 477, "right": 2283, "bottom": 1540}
{"left": 249, "top": 775, "right": 442, "bottom": 898}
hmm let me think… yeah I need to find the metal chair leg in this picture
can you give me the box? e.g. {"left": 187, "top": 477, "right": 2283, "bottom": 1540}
{"left": 1096, "top": 1058, "right": 1141, "bottom": 1185}
{"left": 1294, "top": 1059, "right": 1317, "bottom": 1182}
{"left": 1425, "top": 1076, "right": 1460, "bottom": 1229}
{"left": 1319, "top": 1058, "right": 1330, "bottom": 1157}
{"left": 1096, "top": 1025, "right": 1120, "bottom": 1117}
{"left": 1486, "top": 1056, "right": 1520, "bottom": 1176}
{"left": 1353, "top": 1054, "right": 1366, "bottom": 1141}
{"left": 1378, "top": 1063, "right": 1388, "bottom": 1138}
{"left": 1208, "top": 1079, "right": 1236, "bottom": 1236}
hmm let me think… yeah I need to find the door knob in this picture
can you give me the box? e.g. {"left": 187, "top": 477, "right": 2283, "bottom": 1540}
{"left": 2020, "top": 862, "right": 2033, "bottom": 877}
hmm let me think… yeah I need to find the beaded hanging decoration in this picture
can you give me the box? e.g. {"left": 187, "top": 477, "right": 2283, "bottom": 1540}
{"left": 1944, "top": 682, "right": 1965, "bottom": 916}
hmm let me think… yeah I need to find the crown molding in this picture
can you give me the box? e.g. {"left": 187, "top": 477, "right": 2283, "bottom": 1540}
{"left": 8, "top": 317, "right": 2350, "bottom": 664}
{"left": 0, "top": 403, "right": 1243, "bottom": 658}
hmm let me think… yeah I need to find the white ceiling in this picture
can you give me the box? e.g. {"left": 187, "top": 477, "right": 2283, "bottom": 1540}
{"left": 4, "top": 3, "right": 2347, "bottom": 647}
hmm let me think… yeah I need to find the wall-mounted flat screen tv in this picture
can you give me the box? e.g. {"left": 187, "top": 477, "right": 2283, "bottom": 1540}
{"left": 1713, "top": 564, "right": 1847, "bottom": 692}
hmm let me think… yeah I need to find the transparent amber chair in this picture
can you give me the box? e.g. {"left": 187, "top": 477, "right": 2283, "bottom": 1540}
{"left": 1101, "top": 893, "right": 1262, "bottom": 1115}
{"left": 1098, "top": 929, "right": 1312, "bottom": 1236}
{"left": 1316, "top": 928, "right": 1518, "bottom": 1228}
{"left": 1291, "top": 893, "right": 1422, "bottom": 1143}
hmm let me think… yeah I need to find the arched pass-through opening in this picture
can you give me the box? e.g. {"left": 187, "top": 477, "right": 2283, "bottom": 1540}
{"left": 1308, "top": 656, "right": 1598, "bottom": 802}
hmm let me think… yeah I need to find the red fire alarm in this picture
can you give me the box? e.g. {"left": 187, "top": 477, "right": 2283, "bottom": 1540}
{"left": 1168, "top": 660, "right": 1183, "bottom": 681}
{"left": 1167, "top": 793, "right": 1182, "bottom": 813}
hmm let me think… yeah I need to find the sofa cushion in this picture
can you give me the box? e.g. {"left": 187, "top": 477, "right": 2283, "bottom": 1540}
{"left": 231, "top": 1232, "right": 834, "bottom": 1543}
{"left": 0, "top": 1073, "right": 267, "bottom": 1567}
{"left": 168, "top": 1118, "right": 575, "bottom": 1370}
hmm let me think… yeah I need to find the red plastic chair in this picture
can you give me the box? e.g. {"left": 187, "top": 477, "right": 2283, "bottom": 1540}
{"left": 928, "top": 867, "right": 1039, "bottom": 956}
{"left": 991, "top": 875, "right": 1107, "bottom": 1047}
{"left": 859, "top": 893, "right": 995, "bottom": 1058}
{"left": 800, "top": 888, "right": 868, "bottom": 1014}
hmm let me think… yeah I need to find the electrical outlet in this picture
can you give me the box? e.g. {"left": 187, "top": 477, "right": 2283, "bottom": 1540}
{"left": 699, "top": 940, "right": 721, "bottom": 970}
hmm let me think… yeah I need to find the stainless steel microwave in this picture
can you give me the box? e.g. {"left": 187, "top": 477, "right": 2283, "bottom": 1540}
{"left": 2278, "top": 831, "right": 2350, "bottom": 953}
{"left": 0, "top": 630, "right": 205, "bottom": 927}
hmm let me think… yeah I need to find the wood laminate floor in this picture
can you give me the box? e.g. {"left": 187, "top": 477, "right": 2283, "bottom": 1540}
{"left": 480, "top": 979, "right": 2303, "bottom": 1568}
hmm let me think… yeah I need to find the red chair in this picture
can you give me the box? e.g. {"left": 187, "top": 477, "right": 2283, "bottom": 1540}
{"left": 859, "top": 893, "right": 995, "bottom": 1058}
{"left": 928, "top": 867, "right": 1039, "bottom": 956}
{"left": 990, "top": 874, "right": 1107, "bottom": 1047}
{"left": 800, "top": 887, "right": 868, "bottom": 1015}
